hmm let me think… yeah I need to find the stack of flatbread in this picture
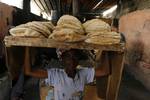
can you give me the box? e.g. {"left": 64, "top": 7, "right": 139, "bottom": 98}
{"left": 83, "top": 19, "right": 111, "bottom": 33}
{"left": 83, "top": 19, "right": 121, "bottom": 45}
{"left": 85, "top": 31, "right": 121, "bottom": 45}
{"left": 9, "top": 21, "right": 54, "bottom": 38}
{"left": 49, "top": 15, "right": 85, "bottom": 42}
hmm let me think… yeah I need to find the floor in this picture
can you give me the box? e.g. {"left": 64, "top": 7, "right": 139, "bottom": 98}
{"left": 118, "top": 70, "right": 150, "bottom": 100}
{"left": 23, "top": 70, "right": 150, "bottom": 100}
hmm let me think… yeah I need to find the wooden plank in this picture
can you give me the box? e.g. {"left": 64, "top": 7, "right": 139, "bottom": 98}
{"left": 96, "top": 52, "right": 110, "bottom": 99}
{"left": 4, "top": 36, "right": 125, "bottom": 51}
{"left": 96, "top": 76, "right": 108, "bottom": 99}
{"left": 106, "top": 52, "right": 125, "bottom": 100}
{"left": 84, "top": 85, "right": 100, "bottom": 100}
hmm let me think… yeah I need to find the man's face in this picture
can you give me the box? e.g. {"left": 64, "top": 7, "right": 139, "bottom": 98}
{"left": 61, "top": 50, "right": 78, "bottom": 70}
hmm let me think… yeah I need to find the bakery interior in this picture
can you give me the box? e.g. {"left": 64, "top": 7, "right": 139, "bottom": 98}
{"left": 0, "top": 0, "right": 150, "bottom": 100}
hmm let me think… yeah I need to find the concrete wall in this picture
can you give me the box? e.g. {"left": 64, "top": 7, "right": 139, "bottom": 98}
{"left": 136, "top": 0, "right": 150, "bottom": 10}
{"left": 0, "top": 2, "right": 14, "bottom": 39}
{"left": 119, "top": 9, "right": 150, "bottom": 90}
{"left": 114, "top": 0, "right": 150, "bottom": 90}
{"left": 115, "top": 0, "right": 150, "bottom": 18}
{"left": 0, "top": 2, "right": 44, "bottom": 40}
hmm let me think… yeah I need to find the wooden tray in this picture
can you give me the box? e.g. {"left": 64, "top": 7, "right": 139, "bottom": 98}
{"left": 4, "top": 36, "right": 125, "bottom": 51}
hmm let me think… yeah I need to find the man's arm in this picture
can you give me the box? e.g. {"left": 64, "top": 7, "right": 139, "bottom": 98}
{"left": 24, "top": 47, "right": 48, "bottom": 78}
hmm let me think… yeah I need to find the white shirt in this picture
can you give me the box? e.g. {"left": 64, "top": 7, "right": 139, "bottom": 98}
{"left": 45, "top": 68, "right": 95, "bottom": 100}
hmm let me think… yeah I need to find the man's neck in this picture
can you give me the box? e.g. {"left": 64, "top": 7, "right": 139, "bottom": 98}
{"left": 65, "top": 68, "right": 77, "bottom": 79}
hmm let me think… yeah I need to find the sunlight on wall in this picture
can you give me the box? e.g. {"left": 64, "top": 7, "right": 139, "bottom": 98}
{"left": 0, "top": 0, "right": 52, "bottom": 20}
{"left": 103, "top": 5, "right": 117, "bottom": 18}
{"left": 0, "top": 0, "right": 23, "bottom": 9}
{"left": 30, "top": 0, "right": 51, "bottom": 20}
{"left": 30, "top": 0, "right": 41, "bottom": 16}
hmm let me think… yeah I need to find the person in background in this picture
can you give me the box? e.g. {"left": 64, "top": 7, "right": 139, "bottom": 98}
{"left": 24, "top": 47, "right": 110, "bottom": 100}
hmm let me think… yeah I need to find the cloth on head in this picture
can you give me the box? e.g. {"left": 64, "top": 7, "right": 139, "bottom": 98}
{"left": 56, "top": 49, "right": 95, "bottom": 67}
{"left": 56, "top": 48, "right": 70, "bottom": 60}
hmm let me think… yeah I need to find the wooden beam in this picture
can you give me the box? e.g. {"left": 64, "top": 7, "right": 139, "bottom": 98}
{"left": 39, "top": 0, "right": 50, "bottom": 16}
{"left": 72, "top": 0, "right": 79, "bottom": 16}
{"left": 106, "top": 52, "right": 125, "bottom": 100}
{"left": 95, "top": 51, "right": 110, "bottom": 99}
{"left": 44, "top": 0, "right": 52, "bottom": 15}
{"left": 34, "top": 0, "right": 45, "bottom": 11}
{"left": 23, "top": 0, "right": 31, "bottom": 13}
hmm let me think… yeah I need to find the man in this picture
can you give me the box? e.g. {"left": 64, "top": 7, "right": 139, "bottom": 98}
{"left": 24, "top": 47, "right": 110, "bottom": 100}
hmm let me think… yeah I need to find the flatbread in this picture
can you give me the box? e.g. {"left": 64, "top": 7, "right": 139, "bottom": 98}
{"left": 41, "top": 22, "right": 55, "bottom": 31}
{"left": 9, "top": 27, "right": 44, "bottom": 38}
{"left": 57, "top": 15, "right": 82, "bottom": 27}
{"left": 49, "top": 28, "right": 85, "bottom": 42}
{"left": 83, "top": 19, "right": 111, "bottom": 34}
{"left": 9, "top": 21, "right": 55, "bottom": 38}
{"left": 27, "top": 22, "right": 52, "bottom": 37}
{"left": 56, "top": 15, "right": 85, "bottom": 35}
{"left": 85, "top": 32, "right": 121, "bottom": 45}
{"left": 55, "top": 25, "right": 84, "bottom": 35}
{"left": 85, "top": 37, "right": 120, "bottom": 45}
{"left": 9, "top": 27, "right": 26, "bottom": 36}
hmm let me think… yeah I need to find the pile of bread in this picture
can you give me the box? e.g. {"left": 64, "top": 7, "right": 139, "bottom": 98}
{"left": 9, "top": 15, "right": 121, "bottom": 44}
{"left": 49, "top": 15, "right": 85, "bottom": 42}
{"left": 9, "top": 21, "right": 54, "bottom": 38}
{"left": 83, "top": 19, "right": 121, "bottom": 45}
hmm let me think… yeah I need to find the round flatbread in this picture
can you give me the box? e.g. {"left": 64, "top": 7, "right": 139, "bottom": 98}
{"left": 57, "top": 15, "right": 85, "bottom": 35}
{"left": 49, "top": 28, "right": 86, "bottom": 42}
{"left": 83, "top": 19, "right": 111, "bottom": 34}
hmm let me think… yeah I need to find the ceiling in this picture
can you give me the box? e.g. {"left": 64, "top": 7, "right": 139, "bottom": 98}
{"left": 32, "top": 0, "right": 118, "bottom": 17}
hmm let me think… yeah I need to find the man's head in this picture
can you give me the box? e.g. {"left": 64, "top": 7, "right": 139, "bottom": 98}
{"left": 56, "top": 49, "right": 93, "bottom": 78}
{"left": 56, "top": 49, "right": 90, "bottom": 70}
{"left": 60, "top": 49, "right": 79, "bottom": 70}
